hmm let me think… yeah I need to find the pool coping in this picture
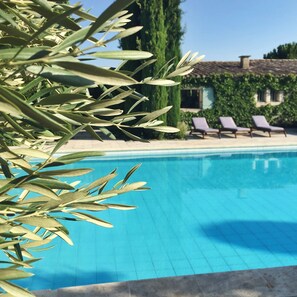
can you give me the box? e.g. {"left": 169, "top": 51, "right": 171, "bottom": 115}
{"left": 59, "top": 129, "right": 297, "bottom": 155}
{"left": 103, "top": 144, "right": 297, "bottom": 156}
{"left": 35, "top": 265, "right": 297, "bottom": 297}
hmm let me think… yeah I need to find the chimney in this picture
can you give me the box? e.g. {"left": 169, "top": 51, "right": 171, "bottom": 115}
{"left": 239, "top": 55, "right": 251, "bottom": 69}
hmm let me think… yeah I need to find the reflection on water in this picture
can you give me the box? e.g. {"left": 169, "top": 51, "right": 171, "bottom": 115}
{"left": 183, "top": 152, "right": 297, "bottom": 191}
{"left": 252, "top": 157, "right": 281, "bottom": 172}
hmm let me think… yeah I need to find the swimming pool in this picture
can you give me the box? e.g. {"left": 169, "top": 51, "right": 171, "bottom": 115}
{"left": 18, "top": 149, "right": 297, "bottom": 290}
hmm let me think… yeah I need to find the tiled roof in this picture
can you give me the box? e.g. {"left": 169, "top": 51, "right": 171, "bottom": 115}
{"left": 190, "top": 59, "right": 297, "bottom": 77}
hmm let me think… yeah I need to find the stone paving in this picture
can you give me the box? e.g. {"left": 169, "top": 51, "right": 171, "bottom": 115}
{"left": 60, "top": 129, "right": 297, "bottom": 153}
{"left": 35, "top": 130, "right": 297, "bottom": 297}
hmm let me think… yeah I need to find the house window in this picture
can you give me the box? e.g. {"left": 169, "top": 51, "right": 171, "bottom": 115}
{"left": 271, "top": 90, "right": 278, "bottom": 102}
{"left": 256, "top": 89, "right": 284, "bottom": 105}
{"left": 181, "top": 89, "right": 201, "bottom": 109}
{"left": 257, "top": 91, "right": 265, "bottom": 102}
{"left": 277, "top": 91, "right": 284, "bottom": 103}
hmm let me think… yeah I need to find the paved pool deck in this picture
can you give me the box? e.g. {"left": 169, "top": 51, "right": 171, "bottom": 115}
{"left": 36, "top": 130, "right": 297, "bottom": 297}
{"left": 60, "top": 130, "right": 297, "bottom": 153}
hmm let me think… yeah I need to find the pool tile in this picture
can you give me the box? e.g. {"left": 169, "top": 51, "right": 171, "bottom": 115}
{"left": 242, "top": 254, "right": 262, "bottom": 265}
{"left": 150, "top": 252, "right": 170, "bottom": 262}
{"left": 156, "top": 268, "right": 176, "bottom": 278}
{"left": 53, "top": 273, "right": 76, "bottom": 290}
{"left": 190, "top": 258, "right": 210, "bottom": 267}
{"left": 207, "top": 257, "right": 227, "bottom": 267}
{"left": 280, "top": 258, "right": 297, "bottom": 266}
{"left": 136, "top": 270, "right": 157, "bottom": 280}
{"left": 193, "top": 265, "right": 212, "bottom": 274}
{"left": 115, "top": 261, "right": 133, "bottom": 270}
{"left": 186, "top": 250, "right": 205, "bottom": 259}
{"left": 133, "top": 252, "right": 152, "bottom": 263}
{"left": 16, "top": 277, "right": 34, "bottom": 291}
{"left": 117, "top": 270, "right": 138, "bottom": 282}
{"left": 224, "top": 256, "right": 244, "bottom": 266}
{"left": 228, "top": 263, "right": 249, "bottom": 271}
{"left": 167, "top": 250, "right": 186, "bottom": 260}
{"left": 218, "top": 248, "right": 238, "bottom": 257}
{"left": 169, "top": 260, "right": 192, "bottom": 275}
{"left": 205, "top": 249, "right": 221, "bottom": 258}
{"left": 134, "top": 260, "right": 155, "bottom": 270}
{"left": 154, "top": 260, "right": 174, "bottom": 270}
{"left": 260, "top": 254, "right": 283, "bottom": 266}
{"left": 76, "top": 272, "right": 97, "bottom": 287}
{"left": 211, "top": 265, "right": 231, "bottom": 273}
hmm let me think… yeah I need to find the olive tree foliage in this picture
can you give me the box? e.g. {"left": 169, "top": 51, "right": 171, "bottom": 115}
{"left": 0, "top": 0, "right": 200, "bottom": 295}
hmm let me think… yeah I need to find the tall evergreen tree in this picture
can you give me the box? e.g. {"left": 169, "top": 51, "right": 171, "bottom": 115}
{"left": 163, "top": 0, "right": 183, "bottom": 128}
{"left": 119, "top": 2, "right": 142, "bottom": 113}
{"left": 120, "top": 0, "right": 183, "bottom": 138}
{"left": 140, "top": 0, "right": 168, "bottom": 136}
{"left": 264, "top": 42, "right": 297, "bottom": 59}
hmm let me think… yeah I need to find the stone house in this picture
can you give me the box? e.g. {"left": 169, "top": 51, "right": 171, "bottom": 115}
{"left": 181, "top": 56, "right": 297, "bottom": 111}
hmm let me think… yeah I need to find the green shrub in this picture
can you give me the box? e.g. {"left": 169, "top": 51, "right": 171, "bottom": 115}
{"left": 176, "top": 121, "right": 188, "bottom": 139}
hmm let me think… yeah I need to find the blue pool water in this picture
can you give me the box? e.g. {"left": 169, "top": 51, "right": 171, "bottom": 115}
{"left": 17, "top": 149, "right": 297, "bottom": 290}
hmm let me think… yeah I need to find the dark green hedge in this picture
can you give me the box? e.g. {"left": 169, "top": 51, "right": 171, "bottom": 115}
{"left": 181, "top": 73, "right": 297, "bottom": 129}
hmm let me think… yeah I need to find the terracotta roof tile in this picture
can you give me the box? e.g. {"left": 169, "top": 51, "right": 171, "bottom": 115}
{"left": 190, "top": 59, "right": 297, "bottom": 77}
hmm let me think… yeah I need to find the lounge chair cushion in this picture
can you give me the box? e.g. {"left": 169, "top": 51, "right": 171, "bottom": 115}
{"left": 192, "top": 117, "right": 219, "bottom": 133}
{"left": 219, "top": 117, "right": 250, "bottom": 131}
{"left": 252, "top": 115, "right": 285, "bottom": 132}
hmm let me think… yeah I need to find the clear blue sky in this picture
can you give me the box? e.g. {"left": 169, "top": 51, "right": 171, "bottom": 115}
{"left": 71, "top": 0, "right": 297, "bottom": 61}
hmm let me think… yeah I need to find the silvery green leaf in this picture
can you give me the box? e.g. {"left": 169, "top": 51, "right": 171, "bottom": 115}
{"left": 116, "top": 181, "right": 147, "bottom": 193}
{"left": 82, "top": 0, "right": 135, "bottom": 42}
{"left": 0, "top": 269, "right": 33, "bottom": 281}
{"left": 15, "top": 216, "right": 62, "bottom": 228}
{"left": 106, "top": 203, "right": 136, "bottom": 210}
{"left": 52, "top": 230, "right": 73, "bottom": 246}
{"left": 0, "top": 280, "right": 35, "bottom": 297}
{"left": 57, "top": 151, "right": 104, "bottom": 161}
{"left": 136, "top": 106, "right": 172, "bottom": 125}
{"left": 56, "top": 62, "right": 138, "bottom": 86}
{"left": 0, "top": 86, "right": 70, "bottom": 133}
{"left": 149, "top": 126, "right": 180, "bottom": 133}
{"left": 144, "top": 79, "right": 179, "bottom": 86}
{"left": 167, "top": 66, "right": 192, "bottom": 78}
{"left": 71, "top": 212, "right": 113, "bottom": 228}
{"left": 27, "top": 65, "right": 96, "bottom": 87}
{"left": 39, "top": 94, "right": 92, "bottom": 105}
{"left": 91, "top": 50, "right": 153, "bottom": 60}
{"left": 188, "top": 55, "right": 205, "bottom": 66}
{"left": 40, "top": 168, "right": 92, "bottom": 177}
{"left": 20, "top": 184, "right": 59, "bottom": 200}
{"left": 176, "top": 50, "right": 192, "bottom": 68}
{"left": 107, "top": 26, "right": 143, "bottom": 43}
{"left": 123, "top": 164, "right": 141, "bottom": 183}
{"left": 13, "top": 148, "right": 49, "bottom": 159}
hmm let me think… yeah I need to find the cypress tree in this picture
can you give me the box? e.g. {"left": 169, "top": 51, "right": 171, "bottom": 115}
{"left": 163, "top": 0, "right": 183, "bottom": 128}
{"left": 119, "top": 2, "right": 142, "bottom": 113}
{"left": 140, "top": 0, "right": 168, "bottom": 138}
{"left": 120, "top": 0, "right": 183, "bottom": 138}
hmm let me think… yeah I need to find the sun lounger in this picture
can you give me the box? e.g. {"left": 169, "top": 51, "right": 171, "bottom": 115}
{"left": 191, "top": 117, "right": 220, "bottom": 138}
{"left": 252, "top": 115, "right": 287, "bottom": 137}
{"left": 219, "top": 116, "right": 252, "bottom": 138}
